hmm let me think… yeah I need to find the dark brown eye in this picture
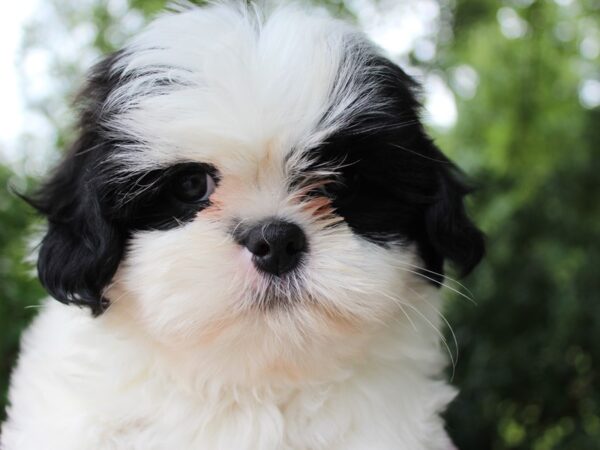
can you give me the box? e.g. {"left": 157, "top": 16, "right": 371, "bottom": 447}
{"left": 172, "top": 170, "right": 215, "bottom": 203}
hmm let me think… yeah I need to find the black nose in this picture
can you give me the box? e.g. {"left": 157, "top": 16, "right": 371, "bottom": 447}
{"left": 241, "top": 220, "right": 307, "bottom": 276}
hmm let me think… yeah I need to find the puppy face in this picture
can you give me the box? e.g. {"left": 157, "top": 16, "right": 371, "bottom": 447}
{"left": 32, "top": 5, "right": 483, "bottom": 364}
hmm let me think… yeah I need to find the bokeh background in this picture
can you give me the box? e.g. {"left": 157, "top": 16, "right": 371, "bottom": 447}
{"left": 0, "top": 0, "right": 598, "bottom": 449}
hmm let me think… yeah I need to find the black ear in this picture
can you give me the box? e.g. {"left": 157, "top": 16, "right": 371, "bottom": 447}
{"left": 366, "top": 54, "right": 485, "bottom": 281}
{"left": 362, "top": 54, "right": 485, "bottom": 280}
{"left": 422, "top": 156, "right": 485, "bottom": 281}
{"left": 31, "top": 153, "right": 124, "bottom": 315}
{"left": 26, "top": 53, "right": 127, "bottom": 315}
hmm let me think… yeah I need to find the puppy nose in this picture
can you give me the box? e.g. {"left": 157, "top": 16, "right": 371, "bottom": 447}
{"left": 242, "top": 220, "right": 307, "bottom": 276}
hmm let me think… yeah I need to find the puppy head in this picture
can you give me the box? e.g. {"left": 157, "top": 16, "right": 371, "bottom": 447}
{"left": 32, "top": 4, "right": 483, "bottom": 361}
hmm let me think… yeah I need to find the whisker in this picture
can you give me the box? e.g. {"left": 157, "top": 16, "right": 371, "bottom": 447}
{"left": 380, "top": 292, "right": 419, "bottom": 332}
{"left": 374, "top": 288, "right": 457, "bottom": 376}
{"left": 391, "top": 262, "right": 477, "bottom": 306}
{"left": 395, "top": 260, "right": 476, "bottom": 301}
{"left": 389, "top": 143, "right": 452, "bottom": 164}
{"left": 24, "top": 304, "right": 44, "bottom": 310}
{"left": 405, "top": 285, "right": 459, "bottom": 381}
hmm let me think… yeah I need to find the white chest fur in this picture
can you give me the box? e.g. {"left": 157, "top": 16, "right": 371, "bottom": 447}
{"left": 2, "top": 300, "right": 455, "bottom": 450}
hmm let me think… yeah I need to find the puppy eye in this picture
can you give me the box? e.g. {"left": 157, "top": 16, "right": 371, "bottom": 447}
{"left": 171, "top": 170, "right": 216, "bottom": 203}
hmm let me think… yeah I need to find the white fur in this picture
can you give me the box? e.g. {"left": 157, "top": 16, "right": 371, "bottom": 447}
{"left": 2, "top": 3, "right": 457, "bottom": 449}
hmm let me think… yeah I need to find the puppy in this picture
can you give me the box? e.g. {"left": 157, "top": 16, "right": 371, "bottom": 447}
{"left": 1, "top": 2, "right": 484, "bottom": 449}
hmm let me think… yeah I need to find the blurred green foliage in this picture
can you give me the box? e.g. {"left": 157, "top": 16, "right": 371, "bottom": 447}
{"left": 0, "top": 0, "right": 598, "bottom": 448}
{"left": 0, "top": 169, "right": 44, "bottom": 417}
{"left": 435, "top": 1, "right": 600, "bottom": 449}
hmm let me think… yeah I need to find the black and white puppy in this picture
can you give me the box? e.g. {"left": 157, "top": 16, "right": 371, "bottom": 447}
{"left": 1, "top": 3, "right": 484, "bottom": 449}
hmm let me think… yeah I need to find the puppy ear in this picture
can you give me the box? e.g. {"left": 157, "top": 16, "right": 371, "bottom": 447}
{"left": 367, "top": 55, "right": 485, "bottom": 280}
{"left": 29, "top": 144, "right": 123, "bottom": 315}
{"left": 27, "top": 53, "right": 126, "bottom": 315}
{"left": 422, "top": 153, "right": 485, "bottom": 281}
{"left": 32, "top": 167, "right": 121, "bottom": 315}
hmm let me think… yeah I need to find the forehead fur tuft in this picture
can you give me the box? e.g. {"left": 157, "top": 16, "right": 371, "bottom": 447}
{"left": 98, "top": 3, "right": 406, "bottom": 172}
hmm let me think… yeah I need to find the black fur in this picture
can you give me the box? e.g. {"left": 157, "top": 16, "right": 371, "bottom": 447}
{"left": 310, "top": 54, "right": 485, "bottom": 282}
{"left": 28, "top": 53, "right": 216, "bottom": 314}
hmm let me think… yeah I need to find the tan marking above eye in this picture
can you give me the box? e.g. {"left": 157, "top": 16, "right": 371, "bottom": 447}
{"left": 301, "top": 196, "right": 333, "bottom": 216}
{"left": 284, "top": 178, "right": 342, "bottom": 227}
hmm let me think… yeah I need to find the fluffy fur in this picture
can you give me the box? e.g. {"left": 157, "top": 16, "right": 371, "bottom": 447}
{"left": 1, "top": 2, "right": 484, "bottom": 449}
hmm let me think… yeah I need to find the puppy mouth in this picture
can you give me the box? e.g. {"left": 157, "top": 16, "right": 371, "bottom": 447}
{"left": 251, "top": 273, "right": 307, "bottom": 310}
